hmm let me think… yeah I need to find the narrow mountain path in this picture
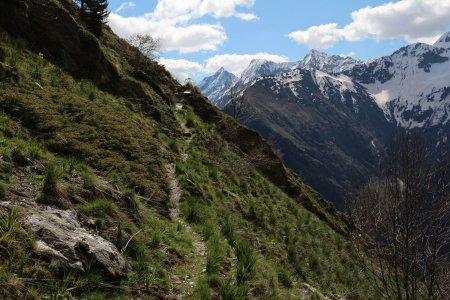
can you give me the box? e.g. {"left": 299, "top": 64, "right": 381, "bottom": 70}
{"left": 166, "top": 113, "right": 206, "bottom": 299}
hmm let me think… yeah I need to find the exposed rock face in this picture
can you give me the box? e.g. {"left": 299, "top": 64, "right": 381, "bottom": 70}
{"left": 0, "top": 0, "right": 119, "bottom": 87}
{"left": 24, "top": 206, "right": 127, "bottom": 277}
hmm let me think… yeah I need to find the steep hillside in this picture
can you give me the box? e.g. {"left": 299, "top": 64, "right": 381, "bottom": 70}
{"left": 223, "top": 68, "right": 393, "bottom": 208}
{"left": 200, "top": 35, "right": 450, "bottom": 208}
{"left": 0, "top": 0, "right": 379, "bottom": 299}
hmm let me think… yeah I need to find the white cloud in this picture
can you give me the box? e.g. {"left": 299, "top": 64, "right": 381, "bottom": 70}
{"left": 197, "top": 0, "right": 255, "bottom": 19}
{"left": 236, "top": 13, "right": 259, "bottom": 21}
{"left": 152, "top": 0, "right": 255, "bottom": 21}
{"left": 159, "top": 58, "right": 205, "bottom": 81}
{"left": 115, "top": 2, "right": 136, "bottom": 13}
{"left": 159, "top": 52, "right": 288, "bottom": 81}
{"left": 108, "top": 14, "right": 227, "bottom": 53}
{"left": 205, "top": 53, "right": 289, "bottom": 75}
{"left": 339, "top": 52, "right": 355, "bottom": 58}
{"left": 288, "top": 0, "right": 450, "bottom": 49}
{"left": 108, "top": 0, "right": 257, "bottom": 53}
{"left": 288, "top": 23, "right": 342, "bottom": 49}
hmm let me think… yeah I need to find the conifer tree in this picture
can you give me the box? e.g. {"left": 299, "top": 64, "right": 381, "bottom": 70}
{"left": 83, "top": 0, "right": 109, "bottom": 37}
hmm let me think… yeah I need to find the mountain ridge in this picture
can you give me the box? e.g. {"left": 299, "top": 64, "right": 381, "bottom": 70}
{"left": 200, "top": 32, "right": 450, "bottom": 207}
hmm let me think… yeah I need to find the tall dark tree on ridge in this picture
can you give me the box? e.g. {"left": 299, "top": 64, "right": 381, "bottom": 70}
{"left": 81, "top": 0, "right": 110, "bottom": 37}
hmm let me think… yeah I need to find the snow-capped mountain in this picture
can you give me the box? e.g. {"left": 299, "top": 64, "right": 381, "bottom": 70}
{"left": 344, "top": 32, "right": 450, "bottom": 129}
{"left": 433, "top": 31, "right": 450, "bottom": 49}
{"left": 200, "top": 50, "right": 358, "bottom": 108}
{"left": 201, "top": 32, "right": 450, "bottom": 132}
{"left": 236, "top": 59, "right": 296, "bottom": 88}
{"left": 224, "top": 67, "right": 392, "bottom": 208}
{"left": 296, "top": 49, "right": 360, "bottom": 74}
{"left": 198, "top": 67, "right": 237, "bottom": 107}
{"left": 204, "top": 59, "right": 296, "bottom": 107}
{"left": 199, "top": 32, "right": 450, "bottom": 208}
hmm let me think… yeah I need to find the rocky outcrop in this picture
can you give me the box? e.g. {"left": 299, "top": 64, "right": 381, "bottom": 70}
{"left": 0, "top": 0, "right": 119, "bottom": 87}
{"left": 24, "top": 206, "right": 127, "bottom": 277}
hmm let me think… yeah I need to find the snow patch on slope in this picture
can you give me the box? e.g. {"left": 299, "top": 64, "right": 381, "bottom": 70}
{"left": 361, "top": 44, "right": 450, "bottom": 128}
{"left": 266, "top": 69, "right": 304, "bottom": 97}
{"left": 313, "top": 70, "right": 357, "bottom": 97}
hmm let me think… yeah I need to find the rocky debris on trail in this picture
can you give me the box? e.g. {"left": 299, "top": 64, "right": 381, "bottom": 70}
{"left": 22, "top": 205, "right": 127, "bottom": 277}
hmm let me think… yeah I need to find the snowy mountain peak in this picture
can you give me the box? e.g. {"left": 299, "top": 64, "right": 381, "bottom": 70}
{"left": 434, "top": 31, "right": 450, "bottom": 49}
{"left": 249, "top": 58, "right": 269, "bottom": 65}
{"left": 238, "top": 59, "right": 296, "bottom": 87}
{"left": 298, "top": 50, "right": 360, "bottom": 74}
{"left": 345, "top": 39, "right": 450, "bottom": 128}
{"left": 198, "top": 67, "right": 237, "bottom": 107}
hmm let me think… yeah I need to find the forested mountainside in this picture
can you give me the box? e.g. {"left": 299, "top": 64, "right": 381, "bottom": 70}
{"left": 0, "top": 0, "right": 386, "bottom": 299}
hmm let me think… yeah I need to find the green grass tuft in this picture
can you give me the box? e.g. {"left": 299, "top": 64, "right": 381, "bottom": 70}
{"left": 235, "top": 240, "right": 257, "bottom": 284}
{"left": 78, "top": 198, "right": 117, "bottom": 218}
{"left": 43, "top": 160, "right": 64, "bottom": 195}
{"left": 278, "top": 269, "right": 293, "bottom": 288}
{"left": 0, "top": 181, "right": 8, "bottom": 198}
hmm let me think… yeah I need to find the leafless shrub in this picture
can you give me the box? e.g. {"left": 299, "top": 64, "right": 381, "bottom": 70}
{"left": 126, "top": 34, "right": 161, "bottom": 65}
{"left": 350, "top": 133, "right": 450, "bottom": 299}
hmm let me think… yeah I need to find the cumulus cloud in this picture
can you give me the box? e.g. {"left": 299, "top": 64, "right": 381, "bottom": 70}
{"left": 109, "top": 14, "right": 227, "bottom": 53}
{"left": 152, "top": 0, "right": 255, "bottom": 21}
{"left": 158, "top": 52, "right": 289, "bottom": 81}
{"left": 288, "top": 23, "right": 342, "bottom": 49}
{"left": 339, "top": 52, "right": 355, "bottom": 58}
{"left": 115, "top": 2, "right": 136, "bottom": 13}
{"left": 159, "top": 58, "right": 205, "bottom": 81}
{"left": 205, "top": 53, "right": 289, "bottom": 75}
{"left": 236, "top": 13, "right": 259, "bottom": 21}
{"left": 108, "top": 0, "right": 257, "bottom": 53}
{"left": 288, "top": 0, "right": 450, "bottom": 49}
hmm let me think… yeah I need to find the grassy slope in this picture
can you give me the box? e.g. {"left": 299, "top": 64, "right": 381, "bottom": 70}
{"left": 0, "top": 1, "right": 377, "bottom": 298}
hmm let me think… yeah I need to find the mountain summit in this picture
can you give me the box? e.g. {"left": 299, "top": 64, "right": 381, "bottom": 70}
{"left": 434, "top": 31, "right": 450, "bottom": 49}
{"left": 296, "top": 49, "right": 360, "bottom": 74}
{"left": 201, "top": 50, "right": 359, "bottom": 107}
{"left": 198, "top": 67, "right": 237, "bottom": 107}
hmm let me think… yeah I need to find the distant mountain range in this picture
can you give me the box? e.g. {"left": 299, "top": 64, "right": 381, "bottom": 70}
{"left": 199, "top": 32, "right": 450, "bottom": 208}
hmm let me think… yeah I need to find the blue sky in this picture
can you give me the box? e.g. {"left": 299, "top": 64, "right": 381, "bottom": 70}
{"left": 107, "top": 0, "right": 450, "bottom": 81}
